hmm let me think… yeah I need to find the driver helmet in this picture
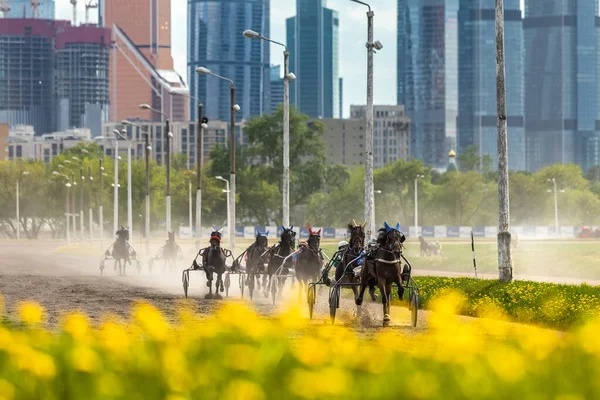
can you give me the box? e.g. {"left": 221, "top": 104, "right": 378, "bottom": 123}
{"left": 367, "top": 238, "right": 378, "bottom": 247}
{"left": 337, "top": 240, "right": 349, "bottom": 249}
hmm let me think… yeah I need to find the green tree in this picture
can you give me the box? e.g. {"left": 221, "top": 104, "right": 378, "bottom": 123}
{"left": 457, "top": 145, "right": 493, "bottom": 174}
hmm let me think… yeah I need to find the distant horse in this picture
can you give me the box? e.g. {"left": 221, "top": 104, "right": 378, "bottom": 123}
{"left": 192, "top": 228, "right": 232, "bottom": 299}
{"left": 150, "top": 231, "right": 182, "bottom": 274}
{"left": 265, "top": 226, "right": 296, "bottom": 299}
{"left": 419, "top": 236, "right": 440, "bottom": 257}
{"left": 357, "top": 222, "right": 406, "bottom": 326}
{"left": 242, "top": 230, "right": 270, "bottom": 291}
{"left": 110, "top": 226, "right": 134, "bottom": 276}
{"left": 296, "top": 228, "right": 324, "bottom": 297}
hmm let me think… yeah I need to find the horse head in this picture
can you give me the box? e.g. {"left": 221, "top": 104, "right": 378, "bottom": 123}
{"left": 168, "top": 231, "right": 175, "bottom": 242}
{"left": 347, "top": 220, "right": 366, "bottom": 251}
{"left": 210, "top": 226, "right": 223, "bottom": 248}
{"left": 280, "top": 226, "right": 296, "bottom": 248}
{"left": 382, "top": 222, "right": 405, "bottom": 252}
{"left": 307, "top": 228, "right": 321, "bottom": 251}
{"left": 255, "top": 230, "right": 269, "bottom": 248}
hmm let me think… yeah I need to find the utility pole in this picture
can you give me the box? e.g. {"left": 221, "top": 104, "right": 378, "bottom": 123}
{"left": 196, "top": 103, "right": 204, "bottom": 249}
{"left": 495, "top": 0, "right": 513, "bottom": 282}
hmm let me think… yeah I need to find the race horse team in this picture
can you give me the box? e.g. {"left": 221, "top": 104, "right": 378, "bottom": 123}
{"left": 102, "top": 219, "right": 415, "bottom": 326}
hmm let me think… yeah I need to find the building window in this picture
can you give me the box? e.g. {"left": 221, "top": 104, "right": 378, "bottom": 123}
{"left": 16, "top": 146, "right": 22, "bottom": 158}
{"left": 8, "top": 146, "right": 13, "bottom": 159}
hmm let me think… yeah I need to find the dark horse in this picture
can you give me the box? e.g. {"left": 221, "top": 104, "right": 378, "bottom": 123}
{"left": 111, "top": 226, "right": 133, "bottom": 276}
{"left": 295, "top": 228, "right": 324, "bottom": 297}
{"left": 335, "top": 220, "right": 377, "bottom": 304}
{"left": 265, "top": 226, "right": 296, "bottom": 299}
{"left": 193, "top": 228, "right": 232, "bottom": 299}
{"left": 242, "top": 230, "right": 270, "bottom": 291}
{"left": 151, "top": 231, "right": 182, "bottom": 274}
{"left": 357, "top": 222, "right": 406, "bottom": 326}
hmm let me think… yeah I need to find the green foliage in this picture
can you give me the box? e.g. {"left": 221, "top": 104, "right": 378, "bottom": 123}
{"left": 412, "top": 276, "right": 600, "bottom": 329}
{"left": 457, "top": 145, "right": 493, "bottom": 173}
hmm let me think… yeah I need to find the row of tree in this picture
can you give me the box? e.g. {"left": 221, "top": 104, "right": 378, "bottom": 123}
{"left": 1, "top": 107, "right": 600, "bottom": 238}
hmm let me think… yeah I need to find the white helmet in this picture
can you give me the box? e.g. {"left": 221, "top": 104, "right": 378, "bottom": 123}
{"left": 338, "top": 240, "right": 349, "bottom": 249}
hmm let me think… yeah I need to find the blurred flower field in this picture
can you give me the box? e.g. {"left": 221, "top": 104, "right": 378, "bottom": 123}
{"left": 1, "top": 293, "right": 600, "bottom": 400}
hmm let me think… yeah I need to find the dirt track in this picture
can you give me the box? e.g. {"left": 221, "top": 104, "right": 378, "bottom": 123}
{"left": 0, "top": 241, "right": 427, "bottom": 332}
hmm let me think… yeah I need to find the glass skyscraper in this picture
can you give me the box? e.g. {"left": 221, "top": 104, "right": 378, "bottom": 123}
{"left": 397, "top": 0, "right": 458, "bottom": 168}
{"left": 286, "top": 0, "right": 339, "bottom": 119}
{"left": 524, "top": 0, "right": 600, "bottom": 171}
{"left": 457, "top": 0, "right": 525, "bottom": 171}
{"left": 188, "top": 0, "right": 270, "bottom": 122}
{"left": 6, "top": 0, "right": 54, "bottom": 19}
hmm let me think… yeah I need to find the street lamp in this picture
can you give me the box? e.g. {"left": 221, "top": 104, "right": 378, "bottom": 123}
{"left": 547, "top": 178, "right": 560, "bottom": 236}
{"left": 243, "top": 29, "right": 296, "bottom": 229}
{"left": 345, "top": 0, "right": 382, "bottom": 238}
{"left": 123, "top": 119, "right": 151, "bottom": 252}
{"left": 99, "top": 160, "right": 105, "bottom": 249}
{"left": 215, "top": 176, "right": 231, "bottom": 240}
{"left": 53, "top": 171, "right": 72, "bottom": 246}
{"left": 196, "top": 67, "right": 240, "bottom": 250}
{"left": 415, "top": 175, "right": 425, "bottom": 237}
{"left": 140, "top": 104, "right": 172, "bottom": 234}
{"left": 81, "top": 149, "right": 95, "bottom": 247}
{"left": 16, "top": 171, "right": 30, "bottom": 240}
{"left": 70, "top": 156, "right": 86, "bottom": 242}
{"left": 171, "top": 92, "right": 209, "bottom": 249}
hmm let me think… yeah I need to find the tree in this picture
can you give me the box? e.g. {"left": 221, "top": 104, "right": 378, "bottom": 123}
{"left": 457, "top": 145, "right": 493, "bottom": 174}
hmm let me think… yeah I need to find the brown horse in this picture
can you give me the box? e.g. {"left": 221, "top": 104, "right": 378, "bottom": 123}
{"left": 356, "top": 222, "right": 406, "bottom": 326}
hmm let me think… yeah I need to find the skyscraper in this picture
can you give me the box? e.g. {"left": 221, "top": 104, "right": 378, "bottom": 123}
{"left": 397, "top": 0, "right": 458, "bottom": 168}
{"left": 5, "top": 0, "right": 55, "bottom": 19}
{"left": 103, "top": 0, "right": 187, "bottom": 122}
{"left": 287, "top": 0, "right": 339, "bottom": 118}
{"left": 457, "top": 0, "right": 525, "bottom": 171}
{"left": 524, "top": 0, "right": 600, "bottom": 171}
{"left": 188, "top": 0, "right": 270, "bottom": 122}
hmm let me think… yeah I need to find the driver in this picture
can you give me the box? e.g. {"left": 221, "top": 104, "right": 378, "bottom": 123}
{"left": 322, "top": 240, "right": 348, "bottom": 285}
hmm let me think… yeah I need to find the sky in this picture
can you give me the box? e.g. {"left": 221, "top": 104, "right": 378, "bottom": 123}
{"left": 56, "top": 0, "right": 525, "bottom": 119}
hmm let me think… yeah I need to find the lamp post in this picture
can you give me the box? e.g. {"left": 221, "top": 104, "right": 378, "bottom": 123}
{"left": 414, "top": 174, "right": 424, "bottom": 237}
{"left": 172, "top": 92, "right": 208, "bottom": 249}
{"left": 123, "top": 120, "right": 151, "bottom": 252}
{"left": 548, "top": 178, "right": 559, "bottom": 236}
{"left": 16, "top": 171, "right": 30, "bottom": 239}
{"left": 196, "top": 67, "right": 240, "bottom": 250}
{"left": 215, "top": 176, "right": 231, "bottom": 240}
{"left": 81, "top": 149, "right": 95, "bottom": 247}
{"left": 140, "top": 104, "right": 171, "bottom": 234}
{"left": 72, "top": 156, "right": 85, "bottom": 242}
{"left": 53, "top": 171, "right": 72, "bottom": 246}
{"left": 99, "top": 160, "right": 105, "bottom": 249}
{"left": 243, "top": 30, "right": 296, "bottom": 228}
{"left": 111, "top": 130, "right": 120, "bottom": 236}
{"left": 346, "top": 0, "right": 382, "bottom": 239}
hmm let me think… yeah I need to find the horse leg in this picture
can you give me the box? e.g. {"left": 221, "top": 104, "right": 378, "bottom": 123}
{"left": 264, "top": 275, "right": 271, "bottom": 298}
{"left": 214, "top": 273, "right": 223, "bottom": 299}
{"left": 380, "top": 278, "right": 391, "bottom": 326}
{"left": 368, "top": 278, "right": 378, "bottom": 302}
{"left": 355, "top": 276, "right": 368, "bottom": 306}
{"left": 396, "top": 273, "right": 405, "bottom": 301}
{"left": 205, "top": 268, "right": 214, "bottom": 299}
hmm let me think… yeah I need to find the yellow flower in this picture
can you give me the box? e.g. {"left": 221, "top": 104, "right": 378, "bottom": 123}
{"left": 17, "top": 301, "right": 45, "bottom": 325}
{"left": 70, "top": 345, "right": 101, "bottom": 373}
{"left": 0, "top": 379, "right": 15, "bottom": 400}
{"left": 133, "top": 302, "right": 170, "bottom": 342}
{"left": 223, "top": 380, "right": 265, "bottom": 400}
{"left": 62, "top": 312, "right": 92, "bottom": 342}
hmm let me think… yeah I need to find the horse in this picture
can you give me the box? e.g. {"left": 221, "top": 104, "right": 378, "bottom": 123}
{"left": 334, "top": 220, "right": 378, "bottom": 304}
{"left": 265, "top": 226, "right": 296, "bottom": 299}
{"left": 356, "top": 222, "right": 406, "bottom": 326}
{"left": 151, "top": 231, "right": 182, "bottom": 274}
{"left": 111, "top": 226, "right": 133, "bottom": 276}
{"left": 243, "top": 230, "right": 270, "bottom": 291}
{"left": 192, "top": 228, "right": 232, "bottom": 299}
{"left": 295, "top": 228, "right": 324, "bottom": 298}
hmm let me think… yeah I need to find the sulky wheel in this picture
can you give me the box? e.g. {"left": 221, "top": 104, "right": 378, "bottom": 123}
{"left": 224, "top": 273, "right": 231, "bottom": 298}
{"left": 410, "top": 291, "right": 419, "bottom": 327}
{"left": 248, "top": 275, "right": 255, "bottom": 300}
{"left": 329, "top": 286, "right": 340, "bottom": 325}
{"left": 307, "top": 285, "right": 316, "bottom": 319}
{"left": 239, "top": 274, "right": 245, "bottom": 299}
{"left": 183, "top": 271, "right": 190, "bottom": 298}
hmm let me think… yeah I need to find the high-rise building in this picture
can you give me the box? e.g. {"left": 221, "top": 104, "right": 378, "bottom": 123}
{"left": 351, "top": 105, "right": 411, "bottom": 168}
{"left": 524, "top": 0, "right": 600, "bottom": 171}
{"left": 339, "top": 77, "right": 343, "bottom": 118}
{"left": 457, "top": 0, "right": 525, "bottom": 171}
{"left": 188, "top": 0, "right": 270, "bottom": 123}
{"left": 103, "top": 0, "right": 187, "bottom": 123}
{"left": 0, "top": 19, "right": 110, "bottom": 136}
{"left": 287, "top": 0, "right": 339, "bottom": 118}
{"left": 5, "top": 0, "right": 55, "bottom": 19}
{"left": 55, "top": 25, "right": 111, "bottom": 136}
{"left": 397, "top": 0, "right": 458, "bottom": 168}
{"left": 269, "top": 65, "right": 284, "bottom": 114}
